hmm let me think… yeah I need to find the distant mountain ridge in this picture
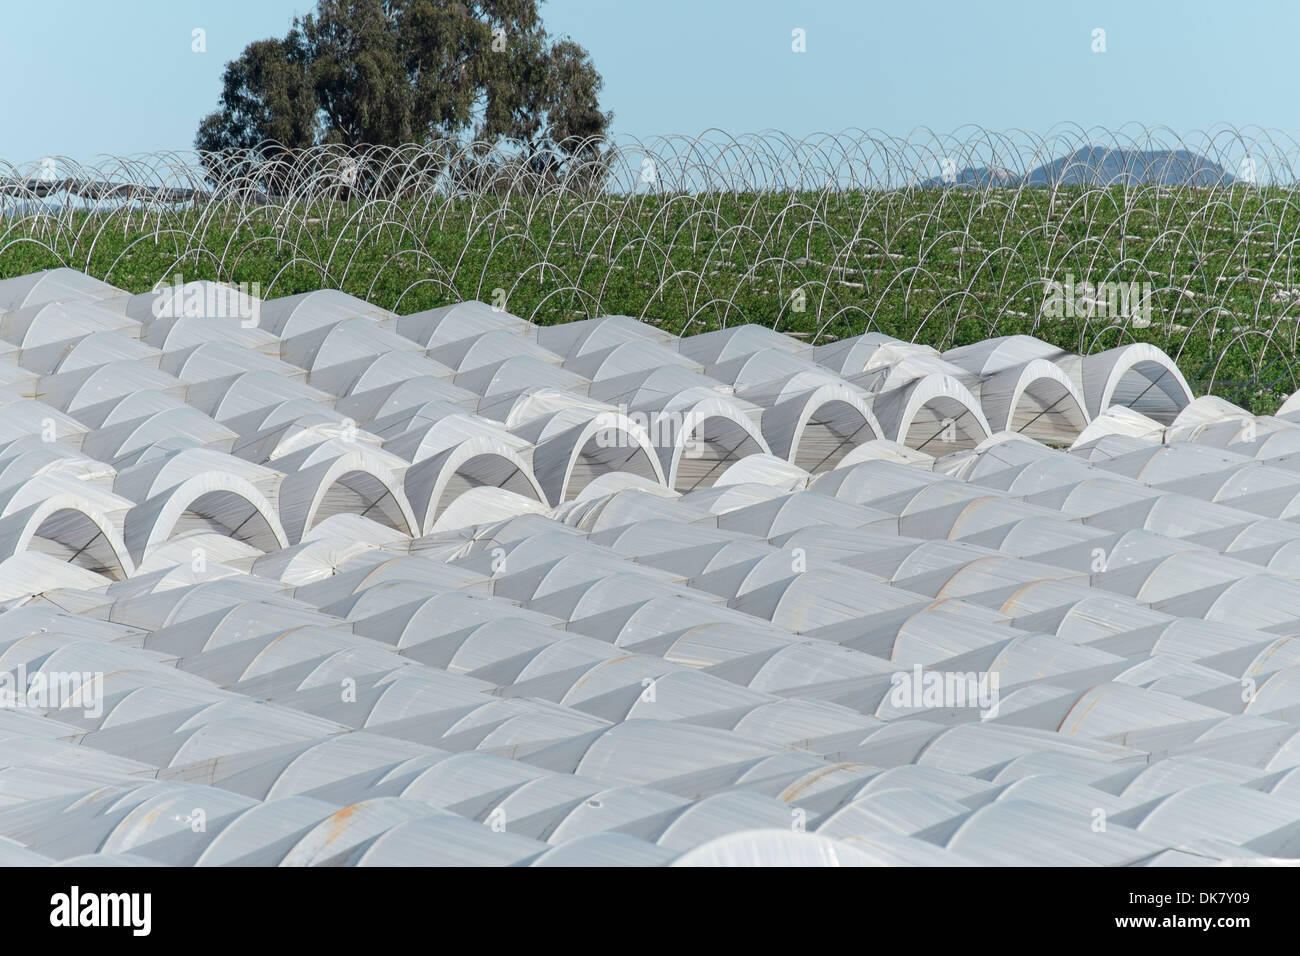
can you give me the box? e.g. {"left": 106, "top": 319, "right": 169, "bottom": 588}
{"left": 919, "top": 146, "right": 1235, "bottom": 188}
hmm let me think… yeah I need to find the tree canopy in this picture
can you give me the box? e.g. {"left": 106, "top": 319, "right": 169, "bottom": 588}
{"left": 196, "top": 0, "right": 612, "bottom": 188}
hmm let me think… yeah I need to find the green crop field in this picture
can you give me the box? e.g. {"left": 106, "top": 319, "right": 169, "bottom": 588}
{"left": 5, "top": 177, "right": 1300, "bottom": 413}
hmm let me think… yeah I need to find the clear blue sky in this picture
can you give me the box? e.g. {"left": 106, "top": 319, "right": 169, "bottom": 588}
{"left": 0, "top": 0, "right": 1286, "bottom": 163}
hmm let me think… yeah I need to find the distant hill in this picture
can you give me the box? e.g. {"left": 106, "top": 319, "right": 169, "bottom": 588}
{"left": 919, "top": 147, "right": 1234, "bottom": 188}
